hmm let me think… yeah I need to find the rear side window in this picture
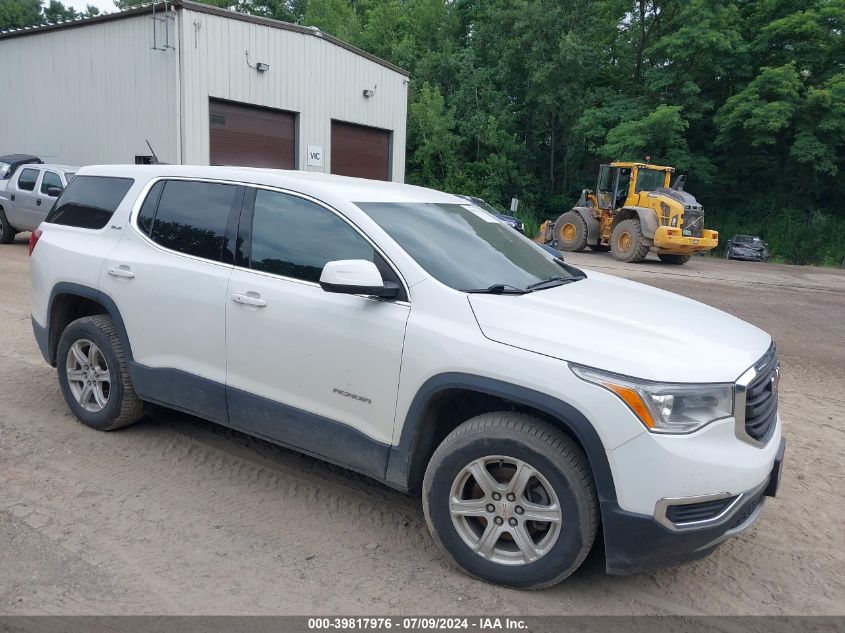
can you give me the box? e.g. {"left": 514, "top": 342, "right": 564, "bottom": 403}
{"left": 17, "top": 168, "right": 38, "bottom": 191}
{"left": 147, "top": 180, "right": 238, "bottom": 261}
{"left": 46, "top": 176, "right": 134, "bottom": 229}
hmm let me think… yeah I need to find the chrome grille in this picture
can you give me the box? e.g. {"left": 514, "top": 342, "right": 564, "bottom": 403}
{"left": 735, "top": 346, "right": 779, "bottom": 446}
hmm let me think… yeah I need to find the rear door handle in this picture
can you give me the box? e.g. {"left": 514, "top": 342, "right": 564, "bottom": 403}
{"left": 36, "top": 199, "right": 41, "bottom": 206}
{"left": 10, "top": 194, "right": 14, "bottom": 201}
{"left": 107, "top": 266, "right": 135, "bottom": 279}
{"left": 231, "top": 293, "right": 267, "bottom": 308}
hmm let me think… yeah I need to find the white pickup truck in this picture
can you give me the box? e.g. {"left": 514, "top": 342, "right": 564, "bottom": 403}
{"left": 0, "top": 163, "right": 77, "bottom": 244}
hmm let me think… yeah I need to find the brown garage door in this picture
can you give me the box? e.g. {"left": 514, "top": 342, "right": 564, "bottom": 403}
{"left": 331, "top": 121, "right": 390, "bottom": 181}
{"left": 209, "top": 99, "right": 296, "bottom": 169}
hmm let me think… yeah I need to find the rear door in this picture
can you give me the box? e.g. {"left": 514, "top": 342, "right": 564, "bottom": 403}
{"left": 7, "top": 167, "right": 41, "bottom": 228}
{"left": 101, "top": 178, "right": 242, "bottom": 423}
{"left": 224, "top": 187, "right": 410, "bottom": 476}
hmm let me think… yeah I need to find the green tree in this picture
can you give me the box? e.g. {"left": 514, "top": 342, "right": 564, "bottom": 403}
{"left": 0, "top": 0, "right": 41, "bottom": 30}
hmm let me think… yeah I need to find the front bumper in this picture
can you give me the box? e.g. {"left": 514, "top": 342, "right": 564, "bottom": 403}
{"left": 653, "top": 226, "right": 718, "bottom": 253}
{"left": 729, "top": 249, "right": 767, "bottom": 261}
{"left": 603, "top": 438, "right": 784, "bottom": 574}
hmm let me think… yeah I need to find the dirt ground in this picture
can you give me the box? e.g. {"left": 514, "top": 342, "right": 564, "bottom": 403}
{"left": 1, "top": 236, "right": 843, "bottom": 615}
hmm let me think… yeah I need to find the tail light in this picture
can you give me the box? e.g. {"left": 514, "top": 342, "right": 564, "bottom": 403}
{"left": 28, "top": 228, "right": 42, "bottom": 256}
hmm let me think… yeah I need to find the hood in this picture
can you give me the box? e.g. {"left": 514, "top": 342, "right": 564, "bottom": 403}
{"left": 467, "top": 270, "right": 771, "bottom": 383}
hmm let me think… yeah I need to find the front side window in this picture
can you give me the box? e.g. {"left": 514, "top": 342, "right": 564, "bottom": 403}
{"left": 17, "top": 168, "right": 38, "bottom": 191}
{"left": 46, "top": 176, "right": 134, "bottom": 229}
{"left": 41, "top": 171, "right": 62, "bottom": 195}
{"left": 249, "top": 189, "right": 374, "bottom": 283}
{"left": 148, "top": 180, "right": 238, "bottom": 261}
{"left": 357, "top": 202, "right": 582, "bottom": 292}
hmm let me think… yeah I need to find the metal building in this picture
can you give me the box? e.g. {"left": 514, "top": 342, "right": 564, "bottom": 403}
{"left": 0, "top": 0, "right": 408, "bottom": 181}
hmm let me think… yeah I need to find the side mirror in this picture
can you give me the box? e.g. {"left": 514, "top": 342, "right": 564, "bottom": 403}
{"left": 319, "top": 260, "right": 399, "bottom": 299}
{"left": 46, "top": 186, "right": 63, "bottom": 197}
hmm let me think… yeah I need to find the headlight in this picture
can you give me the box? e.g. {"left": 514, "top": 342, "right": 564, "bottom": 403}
{"left": 571, "top": 365, "right": 733, "bottom": 434}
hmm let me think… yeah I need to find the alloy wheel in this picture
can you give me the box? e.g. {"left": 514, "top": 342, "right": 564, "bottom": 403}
{"left": 449, "top": 455, "right": 562, "bottom": 565}
{"left": 66, "top": 339, "right": 111, "bottom": 412}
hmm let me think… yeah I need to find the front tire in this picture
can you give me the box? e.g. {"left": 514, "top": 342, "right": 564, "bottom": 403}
{"left": 56, "top": 315, "right": 144, "bottom": 431}
{"left": 657, "top": 254, "right": 690, "bottom": 265}
{"left": 0, "top": 208, "right": 15, "bottom": 244}
{"left": 610, "top": 218, "right": 650, "bottom": 263}
{"left": 553, "top": 211, "right": 588, "bottom": 252}
{"left": 423, "top": 412, "right": 598, "bottom": 589}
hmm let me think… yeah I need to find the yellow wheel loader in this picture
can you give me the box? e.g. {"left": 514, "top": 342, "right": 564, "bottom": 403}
{"left": 537, "top": 162, "right": 718, "bottom": 264}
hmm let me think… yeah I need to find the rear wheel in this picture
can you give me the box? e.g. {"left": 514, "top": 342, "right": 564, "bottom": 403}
{"left": 553, "top": 211, "right": 588, "bottom": 252}
{"left": 610, "top": 218, "right": 650, "bottom": 263}
{"left": 657, "top": 254, "right": 690, "bottom": 265}
{"left": 423, "top": 412, "right": 598, "bottom": 589}
{"left": 0, "top": 208, "right": 15, "bottom": 244}
{"left": 56, "top": 315, "right": 144, "bottom": 431}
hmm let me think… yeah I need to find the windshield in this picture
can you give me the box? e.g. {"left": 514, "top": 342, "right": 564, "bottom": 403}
{"left": 0, "top": 162, "right": 10, "bottom": 179}
{"left": 356, "top": 202, "right": 583, "bottom": 292}
{"left": 634, "top": 168, "right": 667, "bottom": 193}
{"left": 734, "top": 235, "right": 758, "bottom": 243}
{"left": 467, "top": 197, "right": 502, "bottom": 216}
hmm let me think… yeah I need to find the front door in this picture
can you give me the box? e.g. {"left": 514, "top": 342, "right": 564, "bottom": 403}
{"left": 225, "top": 187, "right": 410, "bottom": 477}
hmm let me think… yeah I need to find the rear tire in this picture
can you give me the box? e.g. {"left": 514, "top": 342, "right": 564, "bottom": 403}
{"left": 657, "top": 254, "right": 690, "bottom": 265}
{"left": 610, "top": 218, "right": 650, "bottom": 263}
{"left": 0, "top": 208, "right": 15, "bottom": 244}
{"left": 56, "top": 315, "right": 144, "bottom": 431}
{"left": 553, "top": 211, "right": 588, "bottom": 252}
{"left": 423, "top": 412, "right": 598, "bottom": 589}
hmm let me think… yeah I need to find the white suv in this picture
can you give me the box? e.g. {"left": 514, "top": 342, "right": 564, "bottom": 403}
{"left": 30, "top": 165, "right": 785, "bottom": 589}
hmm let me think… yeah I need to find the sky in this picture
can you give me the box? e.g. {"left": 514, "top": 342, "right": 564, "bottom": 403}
{"left": 64, "top": 0, "right": 117, "bottom": 13}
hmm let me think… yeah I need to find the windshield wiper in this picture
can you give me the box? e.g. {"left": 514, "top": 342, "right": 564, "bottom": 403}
{"left": 464, "top": 283, "right": 529, "bottom": 295}
{"left": 525, "top": 276, "right": 574, "bottom": 291}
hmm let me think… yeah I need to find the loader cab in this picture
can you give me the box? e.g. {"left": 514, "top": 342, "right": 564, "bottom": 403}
{"left": 597, "top": 163, "right": 673, "bottom": 211}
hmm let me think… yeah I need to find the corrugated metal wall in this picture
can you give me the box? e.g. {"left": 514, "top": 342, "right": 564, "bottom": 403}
{"left": 0, "top": 6, "right": 408, "bottom": 180}
{"left": 0, "top": 14, "right": 179, "bottom": 166}
{"left": 179, "top": 8, "right": 408, "bottom": 181}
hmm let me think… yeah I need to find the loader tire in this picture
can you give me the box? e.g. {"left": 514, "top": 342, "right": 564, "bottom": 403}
{"left": 553, "top": 212, "right": 588, "bottom": 252}
{"left": 610, "top": 219, "right": 650, "bottom": 263}
{"left": 657, "top": 254, "right": 690, "bottom": 265}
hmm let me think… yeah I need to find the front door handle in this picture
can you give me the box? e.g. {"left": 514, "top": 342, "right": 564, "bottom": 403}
{"left": 231, "top": 293, "right": 267, "bottom": 308}
{"left": 10, "top": 194, "right": 14, "bottom": 201}
{"left": 107, "top": 266, "right": 135, "bottom": 279}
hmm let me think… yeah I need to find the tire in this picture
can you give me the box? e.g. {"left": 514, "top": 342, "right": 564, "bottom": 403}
{"left": 56, "top": 314, "right": 144, "bottom": 431}
{"left": 422, "top": 412, "right": 599, "bottom": 589}
{"left": 610, "top": 218, "right": 650, "bottom": 263}
{"left": 553, "top": 211, "right": 588, "bottom": 252}
{"left": 657, "top": 254, "right": 690, "bottom": 265}
{"left": 0, "top": 208, "right": 15, "bottom": 244}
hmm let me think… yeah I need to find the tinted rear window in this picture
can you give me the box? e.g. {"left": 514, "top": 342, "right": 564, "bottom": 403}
{"left": 148, "top": 180, "right": 238, "bottom": 261}
{"left": 46, "top": 176, "right": 134, "bottom": 229}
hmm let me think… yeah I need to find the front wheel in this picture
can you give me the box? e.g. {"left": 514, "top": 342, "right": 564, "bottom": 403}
{"left": 553, "top": 211, "right": 588, "bottom": 252}
{"left": 657, "top": 254, "right": 690, "bottom": 265}
{"left": 423, "top": 412, "right": 598, "bottom": 589}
